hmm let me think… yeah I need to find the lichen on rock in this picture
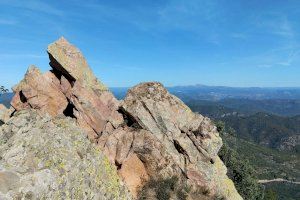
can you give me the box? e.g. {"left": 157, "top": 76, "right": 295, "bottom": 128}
{"left": 0, "top": 110, "right": 131, "bottom": 200}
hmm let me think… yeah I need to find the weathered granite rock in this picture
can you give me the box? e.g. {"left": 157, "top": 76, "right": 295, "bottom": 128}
{"left": 47, "top": 38, "right": 123, "bottom": 140}
{"left": 47, "top": 37, "right": 107, "bottom": 91}
{"left": 121, "top": 82, "right": 242, "bottom": 200}
{"left": 7, "top": 37, "right": 242, "bottom": 200}
{"left": 11, "top": 38, "right": 123, "bottom": 141}
{"left": 0, "top": 110, "right": 131, "bottom": 200}
{"left": 11, "top": 66, "right": 68, "bottom": 117}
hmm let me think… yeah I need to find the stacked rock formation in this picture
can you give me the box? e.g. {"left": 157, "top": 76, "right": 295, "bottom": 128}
{"left": 2, "top": 37, "right": 242, "bottom": 199}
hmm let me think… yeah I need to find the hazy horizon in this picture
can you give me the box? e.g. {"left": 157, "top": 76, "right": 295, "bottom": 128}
{"left": 1, "top": 0, "right": 300, "bottom": 88}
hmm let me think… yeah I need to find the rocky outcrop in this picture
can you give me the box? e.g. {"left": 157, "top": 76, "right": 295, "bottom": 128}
{"left": 12, "top": 37, "right": 123, "bottom": 141}
{"left": 4, "top": 37, "right": 242, "bottom": 199}
{"left": 118, "top": 82, "right": 241, "bottom": 199}
{"left": 0, "top": 110, "right": 131, "bottom": 200}
{"left": 279, "top": 135, "right": 300, "bottom": 151}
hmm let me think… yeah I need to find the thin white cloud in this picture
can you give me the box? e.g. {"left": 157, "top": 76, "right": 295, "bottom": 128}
{"left": 255, "top": 13, "right": 295, "bottom": 38}
{"left": 0, "top": 53, "right": 46, "bottom": 59}
{"left": 272, "top": 17, "right": 294, "bottom": 38}
{"left": 74, "top": 0, "right": 220, "bottom": 36}
{"left": 0, "top": 0, "right": 63, "bottom": 16}
{"left": 230, "top": 33, "right": 248, "bottom": 40}
{"left": 276, "top": 50, "right": 300, "bottom": 66}
{"left": 258, "top": 64, "right": 272, "bottom": 68}
{"left": 0, "top": 19, "right": 17, "bottom": 25}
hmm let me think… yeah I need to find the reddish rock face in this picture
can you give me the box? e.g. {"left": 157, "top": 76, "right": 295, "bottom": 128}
{"left": 11, "top": 38, "right": 124, "bottom": 141}
{"left": 8, "top": 37, "right": 242, "bottom": 200}
{"left": 11, "top": 66, "right": 68, "bottom": 117}
{"left": 118, "top": 154, "right": 149, "bottom": 198}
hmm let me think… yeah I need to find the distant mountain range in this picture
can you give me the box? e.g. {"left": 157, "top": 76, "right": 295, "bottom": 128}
{"left": 168, "top": 85, "right": 300, "bottom": 100}
{"left": 3, "top": 85, "right": 300, "bottom": 115}
{"left": 111, "top": 85, "right": 300, "bottom": 100}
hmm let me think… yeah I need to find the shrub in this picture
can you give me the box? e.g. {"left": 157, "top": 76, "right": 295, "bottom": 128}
{"left": 264, "top": 189, "right": 278, "bottom": 200}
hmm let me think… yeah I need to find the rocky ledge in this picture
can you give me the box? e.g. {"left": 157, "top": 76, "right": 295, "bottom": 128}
{"left": 0, "top": 38, "right": 242, "bottom": 200}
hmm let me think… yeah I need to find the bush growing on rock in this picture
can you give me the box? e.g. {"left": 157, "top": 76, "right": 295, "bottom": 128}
{"left": 138, "top": 176, "right": 211, "bottom": 200}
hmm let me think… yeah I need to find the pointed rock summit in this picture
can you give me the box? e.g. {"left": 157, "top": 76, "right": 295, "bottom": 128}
{"left": 2, "top": 37, "right": 242, "bottom": 200}
{"left": 47, "top": 37, "right": 107, "bottom": 91}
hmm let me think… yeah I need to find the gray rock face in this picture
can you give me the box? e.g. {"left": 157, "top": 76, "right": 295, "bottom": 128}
{"left": 119, "top": 82, "right": 242, "bottom": 199}
{"left": 0, "top": 110, "right": 131, "bottom": 200}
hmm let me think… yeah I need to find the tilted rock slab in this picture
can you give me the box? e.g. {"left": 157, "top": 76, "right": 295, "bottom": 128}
{"left": 47, "top": 37, "right": 107, "bottom": 91}
{"left": 0, "top": 110, "right": 131, "bottom": 200}
{"left": 7, "top": 37, "right": 242, "bottom": 200}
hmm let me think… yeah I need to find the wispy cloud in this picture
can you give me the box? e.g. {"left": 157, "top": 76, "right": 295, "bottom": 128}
{"left": 250, "top": 48, "right": 299, "bottom": 68}
{"left": 0, "top": 19, "right": 17, "bottom": 25}
{"left": 255, "top": 13, "right": 295, "bottom": 38}
{"left": 0, "top": 0, "right": 63, "bottom": 16}
{"left": 230, "top": 33, "right": 248, "bottom": 40}
{"left": 0, "top": 53, "right": 46, "bottom": 59}
{"left": 258, "top": 64, "right": 272, "bottom": 68}
{"left": 276, "top": 50, "right": 300, "bottom": 66}
{"left": 73, "top": 0, "right": 221, "bottom": 37}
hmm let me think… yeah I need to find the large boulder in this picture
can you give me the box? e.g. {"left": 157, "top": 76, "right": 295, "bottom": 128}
{"left": 0, "top": 110, "right": 131, "bottom": 200}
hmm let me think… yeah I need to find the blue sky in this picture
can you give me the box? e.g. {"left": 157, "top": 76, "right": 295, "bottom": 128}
{"left": 0, "top": 0, "right": 300, "bottom": 89}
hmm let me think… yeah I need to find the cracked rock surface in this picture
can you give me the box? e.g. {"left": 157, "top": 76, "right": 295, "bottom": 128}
{"left": 0, "top": 110, "right": 131, "bottom": 200}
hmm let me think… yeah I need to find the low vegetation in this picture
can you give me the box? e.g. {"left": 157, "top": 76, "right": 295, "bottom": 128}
{"left": 216, "top": 121, "right": 264, "bottom": 200}
{"left": 138, "top": 176, "right": 211, "bottom": 200}
{"left": 216, "top": 121, "right": 300, "bottom": 200}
